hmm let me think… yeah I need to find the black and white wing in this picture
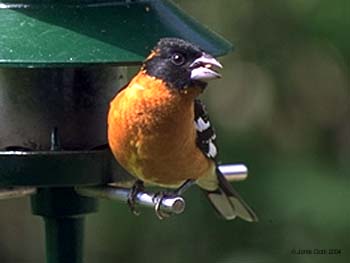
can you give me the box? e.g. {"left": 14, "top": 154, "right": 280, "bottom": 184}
{"left": 194, "top": 99, "right": 218, "bottom": 161}
{"left": 194, "top": 99, "right": 258, "bottom": 222}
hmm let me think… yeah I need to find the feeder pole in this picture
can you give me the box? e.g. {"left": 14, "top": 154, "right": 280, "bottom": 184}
{"left": 31, "top": 187, "right": 98, "bottom": 263}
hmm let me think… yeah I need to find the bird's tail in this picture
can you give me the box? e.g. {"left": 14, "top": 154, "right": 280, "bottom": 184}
{"left": 200, "top": 168, "right": 258, "bottom": 222}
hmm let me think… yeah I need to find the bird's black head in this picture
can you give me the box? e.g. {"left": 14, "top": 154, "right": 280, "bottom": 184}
{"left": 143, "top": 38, "right": 222, "bottom": 90}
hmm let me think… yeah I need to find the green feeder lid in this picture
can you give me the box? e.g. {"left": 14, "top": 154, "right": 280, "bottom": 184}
{"left": 0, "top": 0, "right": 232, "bottom": 67}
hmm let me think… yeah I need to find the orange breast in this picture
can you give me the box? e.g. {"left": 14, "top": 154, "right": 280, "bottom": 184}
{"left": 108, "top": 71, "right": 213, "bottom": 188}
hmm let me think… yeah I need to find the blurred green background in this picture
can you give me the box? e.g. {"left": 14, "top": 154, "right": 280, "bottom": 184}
{"left": 1, "top": 0, "right": 349, "bottom": 262}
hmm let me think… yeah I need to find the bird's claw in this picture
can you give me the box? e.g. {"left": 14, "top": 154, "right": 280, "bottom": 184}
{"left": 153, "top": 192, "right": 172, "bottom": 220}
{"left": 127, "top": 180, "right": 144, "bottom": 216}
{"left": 152, "top": 180, "right": 194, "bottom": 219}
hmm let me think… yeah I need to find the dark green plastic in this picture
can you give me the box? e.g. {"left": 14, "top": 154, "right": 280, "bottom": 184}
{"left": 44, "top": 217, "right": 85, "bottom": 263}
{"left": 0, "top": 0, "right": 232, "bottom": 67}
{"left": 0, "top": 150, "right": 112, "bottom": 186}
{"left": 31, "top": 187, "right": 98, "bottom": 217}
{"left": 31, "top": 188, "right": 98, "bottom": 263}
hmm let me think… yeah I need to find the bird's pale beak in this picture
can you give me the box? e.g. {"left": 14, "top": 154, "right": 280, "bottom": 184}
{"left": 190, "top": 53, "right": 223, "bottom": 81}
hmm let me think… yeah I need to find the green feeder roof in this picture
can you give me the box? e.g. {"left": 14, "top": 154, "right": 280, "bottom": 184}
{"left": 0, "top": 0, "right": 232, "bottom": 67}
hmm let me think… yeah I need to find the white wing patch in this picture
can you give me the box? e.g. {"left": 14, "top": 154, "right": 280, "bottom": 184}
{"left": 208, "top": 141, "right": 217, "bottom": 158}
{"left": 194, "top": 100, "right": 218, "bottom": 160}
{"left": 195, "top": 117, "right": 211, "bottom": 132}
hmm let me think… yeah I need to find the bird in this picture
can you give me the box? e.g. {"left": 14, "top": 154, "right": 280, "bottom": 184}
{"left": 107, "top": 37, "right": 258, "bottom": 222}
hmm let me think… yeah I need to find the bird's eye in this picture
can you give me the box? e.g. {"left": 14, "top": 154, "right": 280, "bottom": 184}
{"left": 171, "top": 53, "right": 185, "bottom": 66}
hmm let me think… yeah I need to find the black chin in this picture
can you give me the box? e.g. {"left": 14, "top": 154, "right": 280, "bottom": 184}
{"left": 190, "top": 80, "right": 208, "bottom": 90}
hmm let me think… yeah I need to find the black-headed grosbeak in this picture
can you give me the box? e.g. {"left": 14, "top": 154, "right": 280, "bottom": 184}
{"left": 108, "top": 38, "right": 257, "bottom": 222}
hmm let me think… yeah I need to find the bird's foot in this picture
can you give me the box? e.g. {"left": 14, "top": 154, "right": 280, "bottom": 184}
{"left": 153, "top": 180, "right": 194, "bottom": 220}
{"left": 127, "top": 180, "right": 144, "bottom": 216}
{"left": 153, "top": 192, "right": 173, "bottom": 220}
{"left": 174, "top": 179, "right": 194, "bottom": 195}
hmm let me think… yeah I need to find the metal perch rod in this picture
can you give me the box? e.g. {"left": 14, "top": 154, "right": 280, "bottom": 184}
{"left": 0, "top": 187, "right": 37, "bottom": 200}
{"left": 76, "top": 164, "right": 248, "bottom": 216}
{"left": 76, "top": 186, "right": 187, "bottom": 215}
{"left": 0, "top": 164, "right": 248, "bottom": 216}
{"left": 218, "top": 164, "right": 247, "bottom": 182}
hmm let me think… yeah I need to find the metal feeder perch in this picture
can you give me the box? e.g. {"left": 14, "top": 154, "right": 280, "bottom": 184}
{"left": 0, "top": 0, "right": 241, "bottom": 262}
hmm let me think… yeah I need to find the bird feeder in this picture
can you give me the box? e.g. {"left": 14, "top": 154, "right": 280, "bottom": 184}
{"left": 0, "top": 0, "right": 236, "bottom": 262}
